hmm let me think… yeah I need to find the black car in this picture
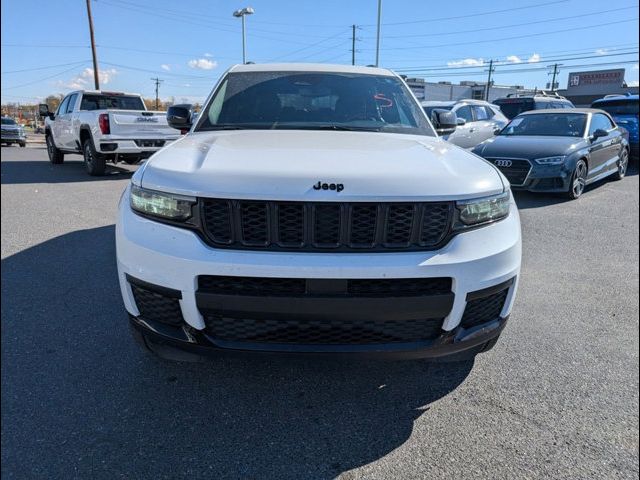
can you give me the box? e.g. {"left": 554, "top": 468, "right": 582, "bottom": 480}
{"left": 472, "top": 109, "right": 630, "bottom": 199}
{"left": 493, "top": 93, "right": 574, "bottom": 120}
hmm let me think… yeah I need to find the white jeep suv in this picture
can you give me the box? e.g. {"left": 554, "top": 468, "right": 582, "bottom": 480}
{"left": 116, "top": 63, "right": 521, "bottom": 361}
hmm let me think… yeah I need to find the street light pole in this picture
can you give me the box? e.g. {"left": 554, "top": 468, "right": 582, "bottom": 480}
{"left": 375, "top": 0, "right": 382, "bottom": 67}
{"left": 233, "top": 7, "right": 254, "bottom": 64}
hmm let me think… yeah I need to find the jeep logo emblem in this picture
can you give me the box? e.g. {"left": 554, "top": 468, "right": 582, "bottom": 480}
{"left": 494, "top": 159, "right": 513, "bottom": 168}
{"left": 313, "top": 181, "right": 344, "bottom": 192}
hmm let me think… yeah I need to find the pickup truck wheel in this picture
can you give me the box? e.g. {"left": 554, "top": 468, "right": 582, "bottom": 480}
{"left": 83, "top": 138, "right": 106, "bottom": 176}
{"left": 19, "top": 142, "right": 26, "bottom": 148}
{"left": 46, "top": 135, "right": 64, "bottom": 164}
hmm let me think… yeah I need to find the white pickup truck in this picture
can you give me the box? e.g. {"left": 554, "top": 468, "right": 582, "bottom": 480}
{"left": 39, "top": 90, "right": 181, "bottom": 176}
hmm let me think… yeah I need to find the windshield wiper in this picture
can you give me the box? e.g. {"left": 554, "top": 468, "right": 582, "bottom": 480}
{"left": 290, "top": 125, "right": 383, "bottom": 132}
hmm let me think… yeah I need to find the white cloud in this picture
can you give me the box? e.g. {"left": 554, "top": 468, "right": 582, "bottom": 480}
{"left": 203, "top": 53, "right": 213, "bottom": 58}
{"left": 183, "top": 83, "right": 192, "bottom": 87}
{"left": 447, "top": 57, "right": 484, "bottom": 67}
{"left": 57, "top": 68, "right": 118, "bottom": 89}
{"left": 595, "top": 48, "right": 609, "bottom": 55}
{"left": 506, "top": 55, "right": 522, "bottom": 64}
{"left": 528, "top": 53, "right": 541, "bottom": 63}
{"left": 187, "top": 58, "right": 218, "bottom": 70}
{"left": 628, "top": 80, "right": 639, "bottom": 87}
{"left": 161, "top": 64, "right": 171, "bottom": 71}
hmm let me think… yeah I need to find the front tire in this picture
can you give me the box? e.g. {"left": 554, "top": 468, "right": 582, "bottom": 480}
{"left": 613, "top": 149, "right": 629, "bottom": 181}
{"left": 564, "top": 159, "right": 588, "bottom": 200}
{"left": 46, "top": 135, "right": 64, "bottom": 164}
{"left": 19, "top": 142, "right": 26, "bottom": 148}
{"left": 83, "top": 137, "right": 106, "bottom": 176}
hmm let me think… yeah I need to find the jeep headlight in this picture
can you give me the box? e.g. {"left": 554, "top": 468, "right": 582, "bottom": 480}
{"left": 534, "top": 156, "right": 566, "bottom": 165}
{"left": 456, "top": 191, "right": 510, "bottom": 227}
{"left": 130, "top": 184, "right": 195, "bottom": 220}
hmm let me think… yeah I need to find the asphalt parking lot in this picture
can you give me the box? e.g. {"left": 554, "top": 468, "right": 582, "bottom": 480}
{"left": 1, "top": 145, "right": 638, "bottom": 479}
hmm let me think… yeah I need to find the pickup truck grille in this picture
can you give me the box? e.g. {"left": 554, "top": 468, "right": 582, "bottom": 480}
{"left": 200, "top": 199, "right": 454, "bottom": 252}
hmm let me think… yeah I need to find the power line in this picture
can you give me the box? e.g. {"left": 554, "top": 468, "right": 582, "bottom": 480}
{"left": 1, "top": 64, "right": 89, "bottom": 90}
{"left": 364, "top": 6, "right": 638, "bottom": 39}
{"left": 1, "top": 61, "right": 89, "bottom": 74}
{"left": 362, "top": 18, "right": 639, "bottom": 51}
{"left": 268, "top": 29, "right": 351, "bottom": 61}
{"left": 364, "top": 0, "right": 570, "bottom": 26}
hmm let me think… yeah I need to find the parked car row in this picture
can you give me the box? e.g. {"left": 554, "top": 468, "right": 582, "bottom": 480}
{"left": 424, "top": 91, "right": 635, "bottom": 200}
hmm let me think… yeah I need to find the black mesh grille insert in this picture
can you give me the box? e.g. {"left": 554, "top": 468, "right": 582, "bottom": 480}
{"left": 198, "top": 276, "right": 306, "bottom": 296}
{"left": 204, "top": 316, "right": 444, "bottom": 344}
{"left": 348, "top": 278, "right": 452, "bottom": 296}
{"left": 200, "top": 199, "right": 453, "bottom": 252}
{"left": 131, "top": 284, "right": 183, "bottom": 326}
{"left": 461, "top": 289, "right": 509, "bottom": 329}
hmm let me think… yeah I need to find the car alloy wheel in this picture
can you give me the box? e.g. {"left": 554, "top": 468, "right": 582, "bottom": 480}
{"left": 618, "top": 150, "right": 628, "bottom": 179}
{"left": 572, "top": 160, "right": 587, "bottom": 198}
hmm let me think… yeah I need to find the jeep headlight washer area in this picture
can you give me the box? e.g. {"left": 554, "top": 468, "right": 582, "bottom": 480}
{"left": 116, "top": 63, "right": 522, "bottom": 361}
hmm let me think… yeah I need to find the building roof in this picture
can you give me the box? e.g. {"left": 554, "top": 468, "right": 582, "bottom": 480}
{"left": 228, "top": 63, "right": 395, "bottom": 76}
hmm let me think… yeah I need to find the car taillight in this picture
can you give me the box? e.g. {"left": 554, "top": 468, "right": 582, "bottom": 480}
{"left": 99, "top": 114, "right": 110, "bottom": 134}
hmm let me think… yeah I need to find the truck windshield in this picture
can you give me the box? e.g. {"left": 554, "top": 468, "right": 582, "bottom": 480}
{"left": 500, "top": 113, "right": 587, "bottom": 137}
{"left": 79, "top": 94, "right": 145, "bottom": 111}
{"left": 197, "top": 71, "right": 434, "bottom": 136}
{"left": 1, "top": 118, "right": 17, "bottom": 125}
{"left": 592, "top": 100, "right": 639, "bottom": 116}
{"left": 493, "top": 99, "right": 534, "bottom": 119}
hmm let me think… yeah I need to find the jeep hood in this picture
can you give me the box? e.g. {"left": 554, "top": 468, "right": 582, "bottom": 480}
{"left": 139, "top": 130, "right": 505, "bottom": 201}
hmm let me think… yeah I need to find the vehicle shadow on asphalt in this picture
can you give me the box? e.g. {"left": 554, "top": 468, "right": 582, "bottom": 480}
{"left": 1, "top": 225, "right": 473, "bottom": 480}
{"left": 513, "top": 163, "right": 638, "bottom": 210}
{"left": 0, "top": 159, "right": 134, "bottom": 184}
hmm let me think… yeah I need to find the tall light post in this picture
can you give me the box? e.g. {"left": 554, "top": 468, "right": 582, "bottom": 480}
{"left": 375, "top": 0, "right": 382, "bottom": 67}
{"left": 233, "top": 7, "right": 254, "bottom": 64}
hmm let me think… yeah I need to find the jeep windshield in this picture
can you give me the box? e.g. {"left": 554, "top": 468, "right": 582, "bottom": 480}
{"left": 197, "top": 71, "right": 434, "bottom": 136}
{"left": 500, "top": 113, "right": 587, "bottom": 137}
{"left": 79, "top": 94, "right": 145, "bottom": 111}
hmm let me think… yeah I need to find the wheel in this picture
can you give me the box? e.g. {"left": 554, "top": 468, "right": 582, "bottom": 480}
{"left": 613, "top": 149, "right": 629, "bottom": 181}
{"left": 45, "top": 135, "right": 64, "bottom": 164}
{"left": 19, "top": 142, "right": 26, "bottom": 148}
{"left": 564, "top": 159, "right": 588, "bottom": 200}
{"left": 83, "top": 137, "right": 106, "bottom": 176}
{"left": 124, "top": 157, "right": 141, "bottom": 165}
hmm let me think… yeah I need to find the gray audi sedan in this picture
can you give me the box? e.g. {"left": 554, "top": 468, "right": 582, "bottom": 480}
{"left": 472, "top": 109, "right": 630, "bottom": 199}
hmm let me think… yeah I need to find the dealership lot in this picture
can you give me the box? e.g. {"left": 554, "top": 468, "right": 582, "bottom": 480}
{"left": 1, "top": 146, "right": 638, "bottom": 479}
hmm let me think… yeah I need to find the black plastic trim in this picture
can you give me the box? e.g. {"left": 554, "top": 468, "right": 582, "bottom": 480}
{"left": 126, "top": 274, "right": 182, "bottom": 299}
{"left": 466, "top": 277, "right": 515, "bottom": 301}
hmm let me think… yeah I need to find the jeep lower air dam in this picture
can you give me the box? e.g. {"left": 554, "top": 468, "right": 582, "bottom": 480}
{"left": 116, "top": 63, "right": 522, "bottom": 361}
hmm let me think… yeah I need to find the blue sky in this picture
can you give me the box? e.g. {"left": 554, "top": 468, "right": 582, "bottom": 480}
{"left": 1, "top": 0, "right": 638, "bottom": 105}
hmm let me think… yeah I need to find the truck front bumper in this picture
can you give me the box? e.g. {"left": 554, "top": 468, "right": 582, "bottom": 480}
{"left": 116, "top": 189, "right": 522, "bottom": 359}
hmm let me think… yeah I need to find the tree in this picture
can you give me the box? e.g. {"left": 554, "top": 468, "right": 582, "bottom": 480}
{"left": 44, "top": 94, "right": 63, "bottom": 112}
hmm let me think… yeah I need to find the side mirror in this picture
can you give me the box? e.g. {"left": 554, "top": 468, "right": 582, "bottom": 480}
{"left": 38, "top": 103, "right": 53, "bottom": 119}
{"left": 493, "top": 127, "right": 502, "bottom": 136}
{"left": 456, "top": 117, "right": 466, "bottom": 126}
{"left": 591, "top": 128, "right": 608, "bottom": 140}
{"left": 432, "top": 109, "right": 457, "bottom": 136}
{"left": 167, "top": 104, "right": 193, "bottom": 132}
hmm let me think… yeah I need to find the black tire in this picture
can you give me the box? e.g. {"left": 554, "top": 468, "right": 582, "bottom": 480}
{"left": 45, "top": 134, "right": 64, "bottom": 164}
{"left": 19, "top": 142, "right": 26, "bottom": 148}
{"left": 564, "top": 159, "right": 588, "bottom": 200}
{"left": 613, "top": 149, "right": 629, "bottom": 181}
{"left": 83, "top": 137, "right": 106, "bottom": 176}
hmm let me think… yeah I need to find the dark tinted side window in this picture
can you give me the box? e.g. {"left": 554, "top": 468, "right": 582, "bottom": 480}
{"left": 493, "top": 99, "right": 534, "bottom": 119}
{"left": 455, "top": 105, "right": 473, "bottom": 122}
{"left": 589, "top": 113, "right": 614, "bottom": 135}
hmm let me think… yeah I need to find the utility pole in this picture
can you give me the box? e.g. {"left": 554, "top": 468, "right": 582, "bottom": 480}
{"left": 351, "top": 25, "right": 357, "bottom": 65}
{"left": 484, "top": 59, "right": 495, "bottom": 101}
{"left": 548, "top": 63, "right": 562, "bottom": 91}
{"left": 151, "top": 77, "right": 163, "bottom": 110}
{"left": 85, "top": 0, "right": 100, "bottom": 90}
{"left": 375, "top": 0, "right": 382, "bottom": 67}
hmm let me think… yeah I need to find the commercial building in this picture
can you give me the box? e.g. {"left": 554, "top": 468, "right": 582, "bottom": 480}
{"left": 404, "top": 78, "right": 535, "bottom": 103}
{"left": 556, "top": 68, "right": 639, "bottom": 106}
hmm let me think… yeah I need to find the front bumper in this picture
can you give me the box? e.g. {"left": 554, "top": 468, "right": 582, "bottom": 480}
{"left": 116, "top": 188, "right": 521, "bottom": 357}
{"left": 508, "top": 162, "right": 573, "bottom": 193}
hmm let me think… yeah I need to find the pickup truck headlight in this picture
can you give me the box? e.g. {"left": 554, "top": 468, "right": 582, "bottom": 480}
{"left": 534, "top": 156, "right": 566, "bottom": 165}
{"left": 130, "top": 185, "right": 195, "bottom": 220}
{"left": 455, "top": 191, "right": 510, "bottom": 227}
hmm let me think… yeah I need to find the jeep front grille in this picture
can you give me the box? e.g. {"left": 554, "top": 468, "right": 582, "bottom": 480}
{"left": 200, "top": 199, "right": 454, "bottom": 252}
